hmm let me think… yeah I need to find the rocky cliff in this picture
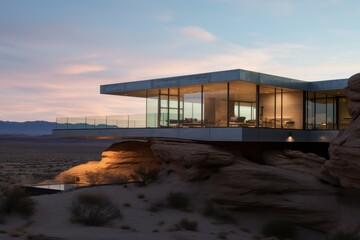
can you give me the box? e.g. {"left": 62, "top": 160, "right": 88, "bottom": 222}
{"left": 321, "top": 73, "right": 360, "bottom": 188}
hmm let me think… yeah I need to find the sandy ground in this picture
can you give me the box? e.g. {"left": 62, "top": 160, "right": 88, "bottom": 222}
{"left": 0, "top": 177, "right": 256, "bottom": 240}
{"left": 0, "top": 135, "right": 117, "bottom": 185}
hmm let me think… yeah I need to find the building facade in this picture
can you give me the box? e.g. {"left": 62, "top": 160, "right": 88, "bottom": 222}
{"left": 54, "top": 69, "right": 349, "bottom": 142}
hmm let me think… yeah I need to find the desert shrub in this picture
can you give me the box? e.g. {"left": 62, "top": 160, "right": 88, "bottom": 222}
{"left": 69, "top": 192, "right": 121, "bottom": 226}
{"left": 148, "top": 200, "right": 165, "bottom": 212}
{"left": 332, "top": 231, "right": 360, "bottom": 240}
{"left": 262, "top": 220, "right": 297, "bottom": 240}
{"left": 166, "top": 192, "right": 190, "bottom": 210}
{"left": 130, "top": 167, "right": 159, "bottom": 185}
{"left": 0, "top": 185, "right": 35, "bottom": 217}
{"left": 175, "top": 218, "right": 198, "bottom": 231}
{"left": 202, "top": 201, "right": 236, "bottom": 224}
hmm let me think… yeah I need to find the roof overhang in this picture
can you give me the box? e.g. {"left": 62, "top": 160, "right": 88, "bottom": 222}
{"left": 100, "top": 68, "right": 348, "bottom": 98}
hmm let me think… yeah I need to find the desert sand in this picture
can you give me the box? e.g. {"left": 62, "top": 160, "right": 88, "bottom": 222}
{"left": 0, "top": 135, "right": 117, "bottom": 185}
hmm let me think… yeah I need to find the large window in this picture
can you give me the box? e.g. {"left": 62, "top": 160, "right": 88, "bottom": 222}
{"left": 306, "top": 91, "right": 345, "bottom": 130}
{"left": 146, "top": 89, "right": 159, "bottom": 128}
{"left": 203, "top": 83, "right": 228, "bottom": 127}
{"left": 180, "top": 85, "right": 202, "bottom": 127}
{"left": 260, "top": 86, "right": 276, "bottom": 128}
{"left": 282, "top": 90, "right": 303, "bottom": 129}
{"left": 229, "top": 81, "right": 257, "bottom": 127}
{"left": 146, "top": 81, "right": 345, "bottom": 130}
{"left": 260, "top": 86, "right": 302, "bottom": 129}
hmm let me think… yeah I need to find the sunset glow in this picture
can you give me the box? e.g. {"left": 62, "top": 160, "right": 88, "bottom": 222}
{"left": 1, "top": 0, "right": 360, "bottom": 121}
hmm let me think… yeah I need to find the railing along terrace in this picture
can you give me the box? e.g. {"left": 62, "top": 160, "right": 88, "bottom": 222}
{"left": 56, "top": 114, "right": 147, "bottom": 129}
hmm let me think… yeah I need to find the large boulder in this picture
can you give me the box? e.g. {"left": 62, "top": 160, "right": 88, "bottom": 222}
{"left": 321, "top": 73, "right": 360, "bottom": 188}
{"left": 151, "top": 139, "right": 235, "bottom": 181}
{"left": 56, "top": 140, "right": 160, "bottom": 184}
{"left": 263, "top": 149, "right": 326, "bottom": 176}
{"left": 151, "top": 140, "right": 338, "bottom": 232}
{"left": 205, "top": 156, "right": 338, "bottom": 232}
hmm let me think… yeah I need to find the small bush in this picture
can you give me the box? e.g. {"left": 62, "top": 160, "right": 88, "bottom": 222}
{"left": 202, "top": 201, "right": 235, "bottom": 224}
{"left": 262, "top": 220, "right": 297, "bottom": 240}
{"left": 175, "top": 218, "right": 198, "bottom": 231}
{"left": 0, "top": 185, "right": 35, "bottom": 217}
{"left": 69, "top": 192, "right": 121, "bottom": 226}
{"left": 332, "top": 231, "right": 360, "bottom": 240}
{"left": 123, "top": 202, "right": 131, "bottom": 208}
{"left": 166, "top": 192, "right": 189, "bottom": 210}
{"left": 148, "top": 200, "right": 165, "bottom": 212}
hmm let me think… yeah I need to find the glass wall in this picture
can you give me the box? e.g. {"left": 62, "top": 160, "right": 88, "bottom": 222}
{"left": 179, "top": 85, "right": 202, "bottom": 127}
{"left": 259, "top": 86, "right": 303, "bottom": 129}
{"left": 306, "top": 91, "right": 346, "bottom": 130}
{"left": 282, "top": 90, "right": 303, "bottom": 129}
{"left": 145, "top": 81, "right": 345, "bottom": 130}
{"left": 260, "top": 86, "right": 276, "bottom": 128}
{"left": 203, "top": 82, "right": 228, "bottom": 127}
{"left": 338, "top": 97, "right": 350, "bottom": 129}
{"left": 146, "top": 89, "right": 159, "bottom": 127}
{"left": 229, "top": 81, "right": 257, "bottom": 127}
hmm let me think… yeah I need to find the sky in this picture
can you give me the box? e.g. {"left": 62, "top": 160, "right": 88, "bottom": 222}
{"left": 1, "top": 0, "right": 360, "bottom": 122}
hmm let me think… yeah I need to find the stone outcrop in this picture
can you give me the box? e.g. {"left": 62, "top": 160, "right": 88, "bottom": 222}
{"left": 321, "top": 73, "right": 360, "bottom": 188}
{"left": 151, "top": 140, "right": 338, "bottom": 232}
{"left": 263, "top": 149, "right": 326, "bottom": 176}
{"left": 151, "top": 139, "right": 235, "bottom": 181}
{"left": 205, "top": 156, "right": 338, "bottom": 232}
{"left": 56, "top": 140, "right": 160, "bottom": 184}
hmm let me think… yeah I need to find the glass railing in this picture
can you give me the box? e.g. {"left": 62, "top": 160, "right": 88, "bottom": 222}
{"left": 56, "top": 114, "right": 147, "bottom": 129}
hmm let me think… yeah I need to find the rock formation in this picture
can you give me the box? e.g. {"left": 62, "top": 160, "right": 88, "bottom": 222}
{"left": 56, "top": 140, "right": 160, "bottom": 184}
{"left": 151, "top": 139, "right": 235, "bottom": 181}
{"left": 263, "top": 149, "right": 326, "bottom": 176}
{"left": 206, "top": 156, "right": 337, "bottom": 232}
{"left": 151, "top": 143, "right": 338, "bottom": 232}
{"left": 321, "top": 73, "right": 360, "bottom": 188}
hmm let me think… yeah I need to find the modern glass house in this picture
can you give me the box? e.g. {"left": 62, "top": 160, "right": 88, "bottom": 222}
{"left": 53, "top": 69, "right": 349, "bottom": 142}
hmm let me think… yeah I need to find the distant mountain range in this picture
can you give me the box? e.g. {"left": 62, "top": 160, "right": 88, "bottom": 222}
{"left": 0, "top": 121, "right": 56, "bottom": 135}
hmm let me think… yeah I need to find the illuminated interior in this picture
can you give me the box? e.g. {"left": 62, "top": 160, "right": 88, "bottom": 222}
{"left": 142, "top": 80, "right": 348, "bottom": 130}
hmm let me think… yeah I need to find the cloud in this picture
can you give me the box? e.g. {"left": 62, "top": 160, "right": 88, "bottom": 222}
{"left": 58, "top": 64, "right": 107, "bottom": 75}
{"left": 178, "top": 26, "right": 216, "bottom": 42}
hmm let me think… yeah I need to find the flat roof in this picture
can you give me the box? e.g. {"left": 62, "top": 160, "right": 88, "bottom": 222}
{"left": 100, "top": 68, "right": 348, "bottom": 97}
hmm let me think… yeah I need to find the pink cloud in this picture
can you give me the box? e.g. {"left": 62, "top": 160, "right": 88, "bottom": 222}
{"left": 178, "top": 26, "right": 216, "bottom": 42}
{"left": 58, "top": 64, "right": 106, "bottom": 74}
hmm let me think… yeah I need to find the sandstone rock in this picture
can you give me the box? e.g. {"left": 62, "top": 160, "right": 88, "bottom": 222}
{"left": 347, "top": 72, "right": 360, "bottom": 91}
{"left": 321, "top": 73, "right": 360, "bottom": 189}
{"left": 205, "top": 157, "right": 338, "bottom": 232}
{"left": 56, "top": 140, "right": 160, "bottom": 184}
{"left": 151, "top": 139, "right": 235, "bottom": 181}
{"left": 150, "top": 139, "right": 338, "bottom": 232}
{"left": 263, "top": 150, "right": 326, "bottom": 176}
